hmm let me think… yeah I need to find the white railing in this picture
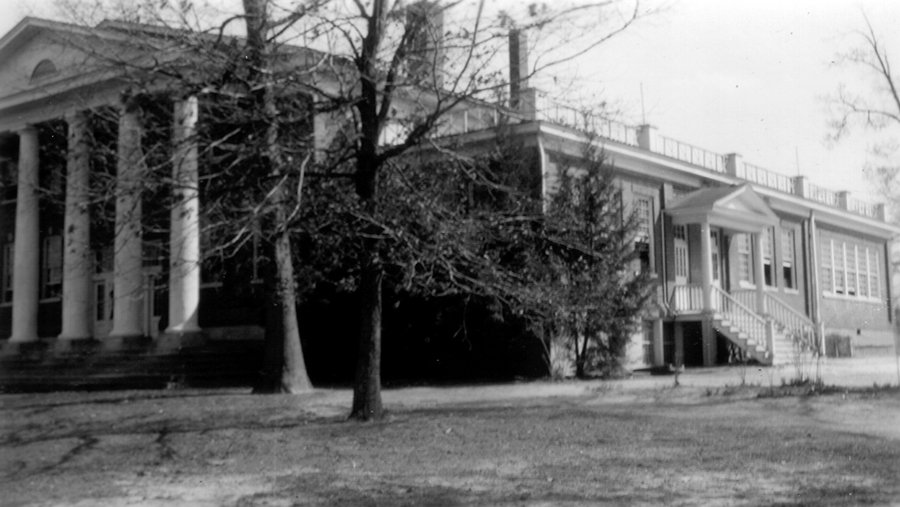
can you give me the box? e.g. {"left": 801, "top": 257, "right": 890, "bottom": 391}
{"left": 806, "top": 182, "right": 838, "bottom": 207}
{"left": 669, "top": 285, "right": 704, "bottom": 313}
{"left": 764, "top": 293, "right": 819, "bottom": 355}
{"left": 656, "top": 136, "right": 727, "bottom": 173}
{"left": 504, "top": 93, "right": 886, "bottom": 222}
{"left": 847, "top": 197, "right": 880, "bottom": 219}
{"left": 731, "top": 289, "right": 757, "bottom": 311}
{"left": 737, "top": 162, "right": 795, "bottom": 194}
{"left": 534, "top": 95, "right": 639, "bottom": 146}
{"left": 712, "top": 286, "right": 768, "bottom": 353}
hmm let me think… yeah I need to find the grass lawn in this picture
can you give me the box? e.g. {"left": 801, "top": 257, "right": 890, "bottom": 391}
{"left": 1, "top": 380, "right": 899, "bottom": 506}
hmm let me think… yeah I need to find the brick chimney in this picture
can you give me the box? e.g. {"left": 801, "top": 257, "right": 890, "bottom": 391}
{"left": 509, "top": 29, "right": 536, "bottom": 119}
{"left": 407, "top": 1, "right": 444, "bottom": 89}
{"left": 509, "top": 29, "right": 529, "bottom": 108}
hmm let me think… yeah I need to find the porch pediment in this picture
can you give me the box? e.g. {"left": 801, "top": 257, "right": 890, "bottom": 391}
{"left": 666, "top": 184, "right": 778, "bottom": 233}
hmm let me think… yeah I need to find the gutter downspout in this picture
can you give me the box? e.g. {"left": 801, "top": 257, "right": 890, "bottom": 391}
{"left": 808, "top": 210, "right": 824, "bottom": 354}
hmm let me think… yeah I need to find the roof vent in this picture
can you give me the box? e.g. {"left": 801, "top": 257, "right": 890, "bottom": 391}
{"left": 31, "top": 59, "right": 57, "bottom": 81}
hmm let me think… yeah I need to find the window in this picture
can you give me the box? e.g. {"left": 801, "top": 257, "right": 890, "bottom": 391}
{"left": 846, "top": 246, "right": 857, "bottom": 296}
{"left": 869, "top": 248, "right": 881, "bottom": 298}
{"left": 635, "top": 197, "right": 652, "bottom": 243}
{"left": 673, "top": 225, "right": 688, "bottom": 282}
{"left": 820, "top": 237, "right": 882, "bottom": 300}
{"left": 42, "top": 235, "right": 62, "bottom": 299}
{"left": 634, "top": 196, "right": 652, "bottom": 272}
{"left": 0, "top": 158, "right": 17, "bottom": 201}
{"left": 782, "top": 229, "right": 795, "bottom": 290}
{"left": 711, "top": 230, "right": 720, "bottom": 283}
{"left": 762, "top": 227, "right": 775, "bottom": 286}
{"left": 96, "top": 246, "right": 114, "bottom": 274}
{"left": 143, "top": 240, "right": 165, "bottom": 268}
{"left": 833, "top": 241, "right": 845, "bottom": 295}
{"left": 736, "top": 234, "right": 752, "bottom": 284}
{"left": 642, "top": 321, "right": 653, "bottom": 366}
{"left": 820, "top": 237, "right": 832, "bottom": 293}
{"left": 2, "top": 242, "right": 13, "bottom": 303}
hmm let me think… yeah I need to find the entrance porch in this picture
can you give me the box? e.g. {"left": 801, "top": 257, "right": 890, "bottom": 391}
{"left": 664, "top": 185, "right": 823, "bottom": 366}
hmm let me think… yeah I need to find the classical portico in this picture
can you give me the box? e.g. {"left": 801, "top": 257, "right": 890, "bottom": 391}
{"left": 2, "top": 98, "right": 204, "bottom": 343}
{"left": 666, "top": 185, "right": 780, "bottom": 365}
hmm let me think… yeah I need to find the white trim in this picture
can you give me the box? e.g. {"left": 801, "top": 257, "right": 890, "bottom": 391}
{"left": 822, "top": 291, "right": 883, "bottom": 304}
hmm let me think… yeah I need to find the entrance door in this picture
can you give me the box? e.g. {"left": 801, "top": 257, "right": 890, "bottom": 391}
{"left": 94, "top": 272, "right": 114, "bottom": 338}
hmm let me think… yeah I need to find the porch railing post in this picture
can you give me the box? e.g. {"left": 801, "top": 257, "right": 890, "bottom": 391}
{"left": 753, "top": 231, "right": 766, "bottom": 316}
{"left": 700, "top": 221, "right": 714, "bottom": 313}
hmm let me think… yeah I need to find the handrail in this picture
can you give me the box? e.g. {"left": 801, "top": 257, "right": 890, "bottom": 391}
{"left": 713, "top": 286, "right": 765, "bottom": 324}
{"left": 764, "top": 293, "right": 819, "bottom": 354}
{"left": 712, "top": 286, "right": 769, "bottom": 354}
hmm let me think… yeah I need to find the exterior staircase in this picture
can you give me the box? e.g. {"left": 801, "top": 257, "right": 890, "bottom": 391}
{"left": 672, "top": 285, "right": 821, "bottom": 366}
{"left": 713, "top": 287, "right": 820, "bottom": 365}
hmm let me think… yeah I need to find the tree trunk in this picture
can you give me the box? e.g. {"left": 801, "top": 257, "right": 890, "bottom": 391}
{"left": 350, "top": 250, "right": 384, "bottom": 420}
{"left": 254, "top": 225, "right": 313, "bottom": 393}
{"left": 244, "top": 0, "right": 313, "bottom": 394}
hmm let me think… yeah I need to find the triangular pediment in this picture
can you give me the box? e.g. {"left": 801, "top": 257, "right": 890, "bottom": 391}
{"left": 667, "top": 184, "right": 779, "bottom": 232}
{"left": 0, "top": 18, "right": 163, "bottom": 113}
{"left": 0, "top": 19, "right": 97, "bottom": 100}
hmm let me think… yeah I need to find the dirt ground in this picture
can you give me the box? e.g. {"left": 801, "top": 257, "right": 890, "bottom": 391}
{"left": 2, "top": 357, "right": 900, "bottom": 507}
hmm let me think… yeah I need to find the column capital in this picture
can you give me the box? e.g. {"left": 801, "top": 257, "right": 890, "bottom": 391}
{"left": 64, "top": 109, "right": 89, "bottom": 124}
{"left": 14, "top": 124, "right": 38, "bottom": 136}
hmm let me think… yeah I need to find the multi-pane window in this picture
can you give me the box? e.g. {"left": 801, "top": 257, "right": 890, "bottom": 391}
{"left": 820, "top": 237, "right": 832, "bottom": 293}
{"left": 832, "top": 241, "right": 845, "bottom": 295}
{"left": 42, "top": 235, "right": 62, "bottom": 299}
{"left": 782, "top": 229, "right": 795, "bottom": 289}
{"left": 762, "top": 227, "right": 775, "bottom": 286}
{"left": 634, "top": 196, "right": 652, "bottom": 272}
{"left": 642, "top": 321, "right": 653, "bottom": 366}
{"left": 635, "top": 197, "right": 652, "bottom": 242}
{"left": 736, "top": 234, "right": 752, "bottom": 283}
{"left": 673, "top": 225, "right": 688, "bottom": 282}
{"left": 846, "top": 246, "right": 857, "bottom": 296}
{"left": 869, "top": 249, "right": 880, "bottom": 298}
{"left": 711, "top": 231, "right": 720, "bottom": 283}
{"left": 143, "top": 240, "right": 165, "bottom": 268}
{"left": 1, "top": 242, "right": 13, "bottom": 303}
{"left": 821, "top": 238, "right": 882, "bottom": 299}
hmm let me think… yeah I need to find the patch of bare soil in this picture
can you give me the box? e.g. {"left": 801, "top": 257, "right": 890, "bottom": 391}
{"left": 1, "top": 382, "right": 899, "bottom": 506}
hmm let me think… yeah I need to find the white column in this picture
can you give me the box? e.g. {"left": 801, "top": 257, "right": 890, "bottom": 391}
{"left": 166, "top": 96, "right": 201, "bottom": 334}
{"left": 753, "top": 231, "right": 766, "bottom": 315}
{"left": 699, "top": 221, "right": 713, "bottom": 312}
{"left": 109, "top": 100, "right": 145, "bottom": 338}
{"left": 699, "top": 221, "right": 717, "bottom": 366}
{"left": 652, "top": 317, "right": 665, "bottom": 367}
{"left": 9, "top": 126, "right": 40, "bottom": 343}
{"left": 59, "top": 112, "right": 93, "bottom": 340}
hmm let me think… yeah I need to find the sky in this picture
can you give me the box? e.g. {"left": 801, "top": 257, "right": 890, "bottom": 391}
{"left": 4, "top": 0, "right": 900, "bottom": 203}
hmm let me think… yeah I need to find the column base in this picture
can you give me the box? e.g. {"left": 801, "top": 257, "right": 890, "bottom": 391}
{"left": 53, "top": 338, "right": 101, "bottom": 356}
{"left": 1, "top": 339, "right": 50, "bottom": 358}
{"left": 158, "top": 330, "right": 207, "bottom": 352}
{"left": 58, "top": 333, "right": 94, "bottom": 341}
{"left": 8, "top": 334, "right": 40, "bottom": 344}
{"left": 102, "top": 334, "right": 153, "bottom": 353}
{"left": 164, "top": 324, "right": 202, "bottom": 335}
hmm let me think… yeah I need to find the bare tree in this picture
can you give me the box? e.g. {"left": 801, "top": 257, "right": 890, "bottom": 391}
{"left": 827, "top": 13, "right": 900, "bottom": 217}
{"left": 50, "top": 0, "right": 651, "bottom": 418}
